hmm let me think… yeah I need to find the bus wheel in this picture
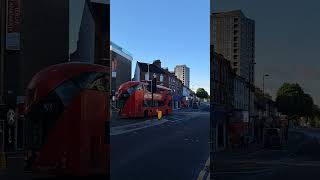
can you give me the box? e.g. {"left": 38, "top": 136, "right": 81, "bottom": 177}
{"left": 144, "top": 111, "right": 148, "bottom": 118}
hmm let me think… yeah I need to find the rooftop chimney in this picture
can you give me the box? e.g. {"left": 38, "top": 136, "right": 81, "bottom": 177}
{"left": 153, "top": 59, "right": 161, "bottom": 68}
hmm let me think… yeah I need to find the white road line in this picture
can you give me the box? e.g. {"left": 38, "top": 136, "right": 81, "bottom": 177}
{"left": 206, "top": 174, "right": 210, "bottom": 180}
{"left": 213, "top": 168, "right": 272, "bottom": 175}
{"left": 169, "top": 117, "right": 184, "bottom": 121}
{"left": 197, "top": 157, "right": 210, "bottom": 180}
{"left": 111, "top": 119, "right": 169, "bottom": 136}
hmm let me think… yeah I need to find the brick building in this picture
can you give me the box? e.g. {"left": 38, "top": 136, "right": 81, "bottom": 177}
{"left": 133, "top": 59, "right": 184, "bottom": 109}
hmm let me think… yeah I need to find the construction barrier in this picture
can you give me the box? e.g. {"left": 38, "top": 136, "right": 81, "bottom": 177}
{"left": 0, "top": 151, "right": 7, "bottom": 169}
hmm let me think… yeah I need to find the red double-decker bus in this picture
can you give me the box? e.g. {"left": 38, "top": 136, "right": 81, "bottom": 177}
{"left": 24, "top": 62, "right": 110, "bottom": 178}
{"left": 117, "top": 81, "right": 172, "bottom": 118}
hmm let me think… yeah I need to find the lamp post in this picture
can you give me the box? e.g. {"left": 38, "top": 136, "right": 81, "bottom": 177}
{"left": 262, "top": 74, "right": 270, "bottom": 122}
{"left": 0, "top": 0, "right": 6, "bottom": 105}
{"left": 262, "top": 74, "right": 270, "bottom": 109}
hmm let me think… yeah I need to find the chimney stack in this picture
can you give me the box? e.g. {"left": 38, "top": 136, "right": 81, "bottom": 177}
{"left": 153, "top": 59, "right": 161, "bottom": 68}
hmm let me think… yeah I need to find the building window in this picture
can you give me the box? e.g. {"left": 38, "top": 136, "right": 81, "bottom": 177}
{"left": 234, "top": 37, "right": 238, "bottom": 41}
{"left": 145, "top": 73, "right": 149, "bottom": 80}
{"left": 233, "top": 62, "right": 238, "bottom": 67}
{"left": 234, "top": 30, "right": 238, "bottom": 35}
{"left": 234, "top": 18, "right": 239, "bottom": 22}
{"left": 234, "top": 55, "right": 238, "bottom": 60}
{"left": 160, "top": 74, "right": 164, "bottom": 82}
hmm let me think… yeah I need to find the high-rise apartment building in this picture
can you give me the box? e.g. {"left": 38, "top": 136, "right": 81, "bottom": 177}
{"left": 212, "top": 10, "right": 256, "bottom": 139}
{"left": 174, "top": 65, "right": 190, "bottom": 88}
{"left": 212, "top": 10, "right": 255, "bottom": 84}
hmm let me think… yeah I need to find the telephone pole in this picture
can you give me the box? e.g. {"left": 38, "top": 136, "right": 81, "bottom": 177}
{"left": 0, "top": 0, "right": 6, "bottom": 105}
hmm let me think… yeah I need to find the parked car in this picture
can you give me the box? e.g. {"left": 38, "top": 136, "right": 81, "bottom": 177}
{"left": 263, "top": 128, "right": 283, "bottom": 149}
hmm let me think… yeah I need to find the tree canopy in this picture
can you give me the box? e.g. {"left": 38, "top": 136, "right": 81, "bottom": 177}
{"left": 275, "top": 83, "right": 314, "bottom": 117}
{"left": 196, "top": 88, "right": 209, "bottom": 99}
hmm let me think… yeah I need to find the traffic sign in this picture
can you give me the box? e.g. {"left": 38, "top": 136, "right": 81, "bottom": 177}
{"left": 7, "top": 109, "right": 15, "bottom": 125}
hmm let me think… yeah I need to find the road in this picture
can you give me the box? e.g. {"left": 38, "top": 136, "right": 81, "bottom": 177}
{"left": 212, "top": 128, "right": 320, "bottom": 180}
{"left": 110, "top": 104, "right": 210, "bottom": 180}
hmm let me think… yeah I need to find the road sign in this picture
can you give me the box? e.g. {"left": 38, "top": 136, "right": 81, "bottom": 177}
{"left": 7, "top": 109, "right": 15, "bottom": 125}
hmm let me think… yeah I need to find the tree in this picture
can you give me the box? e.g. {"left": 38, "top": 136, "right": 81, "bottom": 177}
{"left": 196, "top": 88, "right": 209, "bottom": 99}
{"left": 275, "top": 83, "right": 314, "bottom": 118}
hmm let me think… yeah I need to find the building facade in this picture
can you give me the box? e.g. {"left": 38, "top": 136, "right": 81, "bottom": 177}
{"left": 174, "top": 65, "right": 190, "bottom": 88}
{"left": 183, "top": 86, "right": 195, "bottom": 107}
{"left": 211, "top": 52, "right": 234, "bottom": 151}
{"left": 133, "top": 60, "right": 169, "bottom": 87}
{"left": 133, "top": 59, "right": 184, "bottom": 109}
{"left": 212, "top": 10, "right": 256, "bottom": 140}
{"left": 110, "top": 41, "right": 132, "bottom": 96}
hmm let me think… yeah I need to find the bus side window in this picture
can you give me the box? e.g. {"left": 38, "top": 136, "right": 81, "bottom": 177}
{"left": 158, "top": 101, "right": 165, "bottom": 107}
{"left": 154, "top": 101, "right": 158, "bottom": 107}
{"left": 144, "top": 100, "right": 152, "bottom": 107}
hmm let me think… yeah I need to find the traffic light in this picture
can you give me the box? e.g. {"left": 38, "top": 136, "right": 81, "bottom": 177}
{"left": 152, "top": 78, "right": 157, "bottom": 93}
{"left": 146, "top": 81, "right": 152, "bottom": 92}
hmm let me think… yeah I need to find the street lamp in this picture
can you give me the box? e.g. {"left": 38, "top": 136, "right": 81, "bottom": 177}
{"left": 262, "top": 74, "right": 270, "bottom": 118}
{"left": 262, "top": 74, "right": 269, "bottom": 98}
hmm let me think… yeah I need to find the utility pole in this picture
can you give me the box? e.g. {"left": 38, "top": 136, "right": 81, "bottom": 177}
{"left": 0, "top": 0, "right": 6, "bottom": 105}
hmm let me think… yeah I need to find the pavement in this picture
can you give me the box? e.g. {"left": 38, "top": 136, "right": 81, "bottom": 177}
{"left": 110, "top": 105, "right": 210, "bottom": 180}
{"left": 212, "top": 127, "right": 320, "bottom": 180}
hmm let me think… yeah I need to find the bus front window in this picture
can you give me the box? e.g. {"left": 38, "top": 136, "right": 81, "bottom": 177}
{"left": 26, "top": 91, "right": 63, "bottom": 149}
{"left": 118, "top": 85, "right": 139, "bottom": 109}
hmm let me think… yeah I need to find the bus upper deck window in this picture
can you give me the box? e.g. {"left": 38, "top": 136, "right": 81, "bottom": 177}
{"left": 55, "top": 80, "right": 80, "bottom": 106}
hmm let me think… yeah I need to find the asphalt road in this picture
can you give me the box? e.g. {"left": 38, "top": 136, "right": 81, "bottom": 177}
{"left": 213, "top": 128, "right": 320, "bottom": 180}
{"left": 110, "top": 106, "right": 210, "bottom": 180}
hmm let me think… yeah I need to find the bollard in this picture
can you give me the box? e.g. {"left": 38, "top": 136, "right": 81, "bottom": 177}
{"left": 157, "top": 111, "right": 162, "bottom": 120}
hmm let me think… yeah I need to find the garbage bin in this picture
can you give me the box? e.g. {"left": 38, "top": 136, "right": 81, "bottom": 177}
{"left": 157, "top": 111, "right": 162, "bottom": 120}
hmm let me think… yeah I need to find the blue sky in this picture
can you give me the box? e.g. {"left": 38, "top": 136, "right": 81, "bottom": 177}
{"left": 111, "top": 0, "right": 210, "bottom": 93}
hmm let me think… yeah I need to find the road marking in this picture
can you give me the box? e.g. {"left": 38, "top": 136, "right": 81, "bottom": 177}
{"left": 111, "top": 119, "right": 169, "bottom": 136}
{"left": 174, "top": 112, "right": 209, "bottom": 115}
{"left": 197, "top": 157, "right": 210, "bottom": 180}
{"left": 213, "top": 168, "right": 272, "bottom": 175}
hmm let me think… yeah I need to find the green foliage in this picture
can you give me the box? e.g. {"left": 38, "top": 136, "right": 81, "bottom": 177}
{"left": 276, "top": 83, "right": 314, "bottom": 117}
{"left": 196, "top": 88, "right": 209, "bottom": 99}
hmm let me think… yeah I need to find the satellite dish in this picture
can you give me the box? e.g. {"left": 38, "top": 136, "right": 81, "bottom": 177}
{"left": 7, "top": 109, "right": 16, "bottom": 125}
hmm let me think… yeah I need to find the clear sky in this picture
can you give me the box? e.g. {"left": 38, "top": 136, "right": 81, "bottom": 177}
{"left": 212, "top": 0, "right": 320, "bottom": 105}
{"left": 111, "top": 0, "right": 210, "bottom": 93}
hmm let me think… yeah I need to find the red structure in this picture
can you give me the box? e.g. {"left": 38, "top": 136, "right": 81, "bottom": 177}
{"left": 24, "top": 62, "right": 110, "bottom": 177}
{"left": 117, "top": 81, "right": 172, "bottom": 118}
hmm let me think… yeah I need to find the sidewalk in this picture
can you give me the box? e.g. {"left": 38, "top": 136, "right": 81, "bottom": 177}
{"left": 0, "top": 151, "right": 26, "bottom": 180}
{"left": 214, "top": 142, "right": 264, "bottom": 160}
